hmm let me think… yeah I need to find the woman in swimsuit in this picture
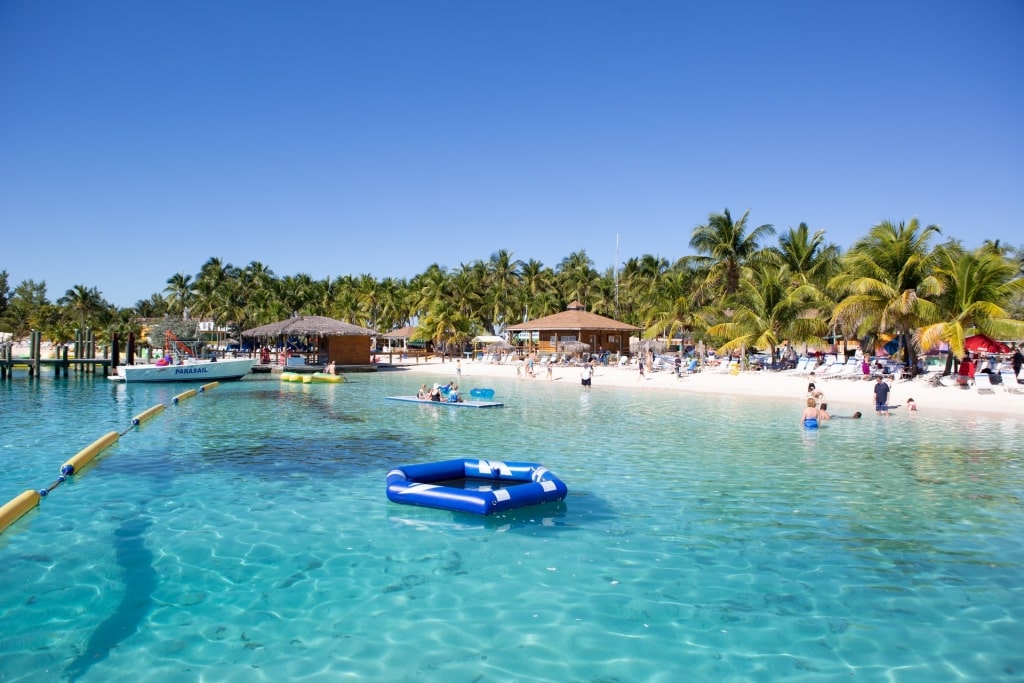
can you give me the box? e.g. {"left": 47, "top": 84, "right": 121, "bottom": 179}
{"left": 800, "top": 397, "right": 820, "bottom": 429}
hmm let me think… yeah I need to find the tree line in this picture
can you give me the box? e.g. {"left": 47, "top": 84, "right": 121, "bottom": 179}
{"left": 2, "top": 210, "right": 1023, "bottom": 367}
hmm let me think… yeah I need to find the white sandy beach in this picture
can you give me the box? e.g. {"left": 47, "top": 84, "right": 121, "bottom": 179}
{"left": 384, "top": 355, "right": 1024, "bottom": 420}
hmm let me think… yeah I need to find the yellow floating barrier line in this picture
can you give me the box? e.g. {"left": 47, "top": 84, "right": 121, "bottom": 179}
{"left": 61, "top": 431, "right": 120, "bottom": 476}
{"left": 200, "top": 381, "right": 219, "bottom": 392}
{"left": 0, "top": 490, "right": 41, "bottom": 535}
{"left": 132, "top": 404, "right": 165, "bottom": 426}
{"left": 173, "top": 389, "right": 197, "bottom": 404}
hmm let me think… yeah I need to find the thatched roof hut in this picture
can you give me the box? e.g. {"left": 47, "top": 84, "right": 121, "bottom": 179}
{"left": 242, "top": 316, "right": 378, "bottom": 366}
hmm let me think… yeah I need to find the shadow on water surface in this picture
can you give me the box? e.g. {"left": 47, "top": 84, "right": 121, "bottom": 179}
{"left": 192, "top": 434, "right": 413, "bottom": 475}
{"left": 386, "top": 492, "right": 617, "bottom": 535}
{"left": 65, "top": 516, "right": 156, "bottom": 682}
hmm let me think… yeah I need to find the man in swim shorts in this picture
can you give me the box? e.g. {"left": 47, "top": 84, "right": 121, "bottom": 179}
{"left": 873, "top": 376, "right": 890, "bottom": 416}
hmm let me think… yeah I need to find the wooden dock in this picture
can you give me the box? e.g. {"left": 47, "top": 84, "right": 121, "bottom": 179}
{"left": 2, "top": 329, "right": 113, "bottom": 379}
{"left": 1, "top": 357, "right": 113, "bottom": 379}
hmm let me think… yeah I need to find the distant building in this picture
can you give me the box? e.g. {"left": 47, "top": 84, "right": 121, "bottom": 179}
{"left": 506, "top": 301, "right": 640, "bottom": 356}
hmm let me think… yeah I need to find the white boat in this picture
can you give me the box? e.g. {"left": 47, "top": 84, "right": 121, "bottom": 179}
{"left": 113, "top": 357, "right": 257, "bottom": 383}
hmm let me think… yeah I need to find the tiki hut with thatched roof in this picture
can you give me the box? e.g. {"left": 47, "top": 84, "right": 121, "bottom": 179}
{"left": 242, "top": 315, "right": 378, "bottom": 367}
{"left": 506, "top": 301, "right": 640, "bottom": 357}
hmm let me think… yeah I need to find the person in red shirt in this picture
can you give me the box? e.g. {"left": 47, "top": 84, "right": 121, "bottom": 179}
{"left": 957, "top": 356, "right": 976, "bottom": 385}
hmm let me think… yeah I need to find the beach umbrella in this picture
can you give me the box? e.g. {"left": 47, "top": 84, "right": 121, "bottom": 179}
{"left": 558, "top": 341, "right": 591, "bottom": 355}
{"left": 964, "top": 334, "right": 1010, "bottom": 354}
{"left": 630, "top": 339, "right": 666, "bottom": 354}
{"left": 486, "top": 340, "right": 513, "bottom": 351}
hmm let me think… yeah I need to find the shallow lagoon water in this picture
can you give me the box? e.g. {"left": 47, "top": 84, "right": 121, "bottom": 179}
{"left": 1, "top": 371, "right": 1022, "bottom": 682}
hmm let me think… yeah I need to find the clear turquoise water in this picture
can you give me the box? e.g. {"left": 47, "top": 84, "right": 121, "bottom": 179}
{"left": 1, "top": 370, "right": 1022, "bottom": 682}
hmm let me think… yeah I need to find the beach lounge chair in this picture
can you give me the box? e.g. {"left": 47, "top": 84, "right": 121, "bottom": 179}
{"left": 651, "top": 356, "right": 673, "bottom": 372}
{"left": 827, "top": 357, "right": 859, "bottom": 380}
{"left": 819, "top": 357, "right": 848, "bottom": 378}
{"left": 781, "top": 357, "right": 812, "bottom": 375}
{"left": 973, "top": 372, "right": 996, "bottom": 394}
{"left": 999, "top": 370, "right": 1022, "bottom": 394}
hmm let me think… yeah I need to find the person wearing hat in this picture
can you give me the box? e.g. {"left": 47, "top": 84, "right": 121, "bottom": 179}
{"left": 429, "top": 384, "right": 442, "bottom": 401}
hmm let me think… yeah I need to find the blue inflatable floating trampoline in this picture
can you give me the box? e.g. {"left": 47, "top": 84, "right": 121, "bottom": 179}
{"left": 386, "top": 459, "right": 568, "bottom": 515}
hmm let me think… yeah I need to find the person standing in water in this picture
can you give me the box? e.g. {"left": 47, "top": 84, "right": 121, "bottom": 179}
{"left": 801, "top": 398, "right": 820, "bottom": 429}
{"left": 873, "top": 375, "right": 891, "bottom": 416}
{"left": 580, "top": 361, "right": 593, "bottom": 390}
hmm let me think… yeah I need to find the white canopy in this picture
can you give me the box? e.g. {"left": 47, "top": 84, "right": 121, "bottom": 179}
{"left": 471, "top": 335, "right": 504, "bottom": 344}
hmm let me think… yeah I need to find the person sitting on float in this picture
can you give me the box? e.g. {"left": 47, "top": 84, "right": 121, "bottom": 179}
{"left": 429, "top": 384, "right": 442, "bottom": 401}
{"left": 447, "top": 384, "right": 462, "bottom": 403}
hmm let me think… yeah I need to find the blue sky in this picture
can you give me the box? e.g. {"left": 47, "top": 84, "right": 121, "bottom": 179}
{"left": 2, "top": 0, "right": 1022, "bottom": 308}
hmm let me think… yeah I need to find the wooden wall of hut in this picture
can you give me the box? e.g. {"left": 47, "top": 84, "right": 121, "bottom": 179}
{"left": 327, "top": 336, "right": 372, "bottom": 365}
{"left": 535, "top": 331, "right": 626, "bottom": 355}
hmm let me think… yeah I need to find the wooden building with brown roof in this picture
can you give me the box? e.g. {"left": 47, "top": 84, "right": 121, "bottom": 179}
{"left": 506, "top": 301, "right": 641, "bottom": 357}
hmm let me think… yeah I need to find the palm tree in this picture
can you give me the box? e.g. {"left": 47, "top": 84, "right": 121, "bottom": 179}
{"left": 418, "top": 299, "right": 470, "bottom": 356}
{"left": 557, "top": 250, "right": 599, "bottom": 306}
{"left": 451, "top": 265, "right": 484, "bottom": 329}
{"left": 483, "top": 249, "right": 522, "bottom": 333}
{"left": 769, "top": 223, "right": 841, "bottom": 288}
{"left": 519, "top": 259, "right": 559, "bottom": 321}
{"left": 618, "top": 254, "right": 669, "bottom": 323}
{"left": 412, "top": 264, "right": 450, "bottom": 322}
{"left": 164, "top": 273, "right": 194, "bottom": 316}
{"left": 829, "top": 218, "right": 942, "bottom": 368}
{"left": 375, "top": 277, "right": 412, "bottom": 332}
{"left": 1, "top": 279, "right": 49, "bottom": 338}
{"left": 689, "top": 208, "right": 775, "bottom": 300}
{"left": 640, "top": 264, "right": 709, "bottom": 346}
{"left": 132, "top": 293, "right": 168, "bottom": 318}
{"left": 707, "top": 264, "right": 826, "bottom": 363}
{"left": 918, "top": 245, "right": 1024, "bottom": 360}
{"left": 276, "top": 273, "right": 318, "bottom": 316}
{"left": 57, "top": 284, "right": 106, "bottom": 331}
{"left": 197, "top": 257, "right": 236, "bottom": 288}
{"left": 354, "top": 274, "right": 381, "bottom": 329}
